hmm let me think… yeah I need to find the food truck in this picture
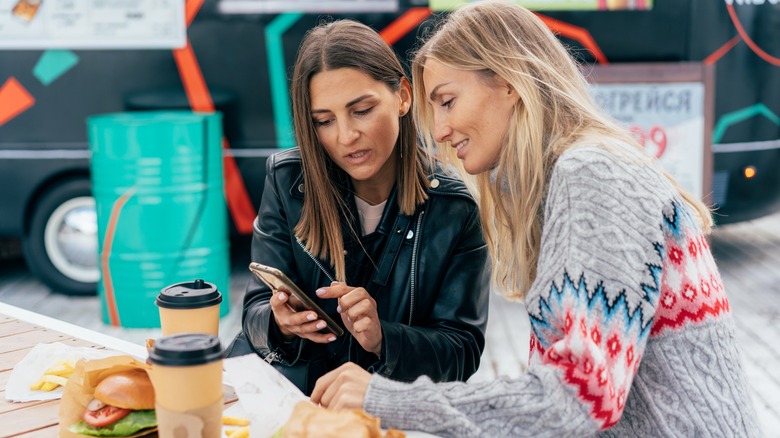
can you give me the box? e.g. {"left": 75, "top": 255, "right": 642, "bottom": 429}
{"left": 1, "top": 0, "right": 778, "bottom": 294}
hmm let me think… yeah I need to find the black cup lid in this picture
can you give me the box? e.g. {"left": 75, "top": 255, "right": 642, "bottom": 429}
{"left": 156, "top": 279, "right": 222, "bottom": 309}
{"left": 149, "top": 333, "right": 223, "bottom": 366}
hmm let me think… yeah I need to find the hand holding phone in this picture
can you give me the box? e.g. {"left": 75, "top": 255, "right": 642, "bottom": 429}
{"left": 249, "top": 263, "right": 344, "bottom": 339}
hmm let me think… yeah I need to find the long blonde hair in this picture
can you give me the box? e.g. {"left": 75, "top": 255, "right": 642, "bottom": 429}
{"left": 412, "top": 1, "right": 712, "bottom": 299}
{"left": 291, "top": 20, "right": 428, "bottom": 281}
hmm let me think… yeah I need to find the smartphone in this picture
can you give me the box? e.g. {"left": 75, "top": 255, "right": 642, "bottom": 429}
{"left": 248, "top": 262, "right": 344, "bottom": 337}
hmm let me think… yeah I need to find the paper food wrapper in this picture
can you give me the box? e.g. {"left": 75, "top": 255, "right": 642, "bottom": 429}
{"left": 223, "top": 354, "right": 308, "bottom": 438}
{"left": 58, "top": 355, "right": 157, "bottom": 438}
{"left": 221, "top": 355, "right": 435, "bottom": 438}
{"left": 5, "top": 342, "right": 123, "bottom": 402}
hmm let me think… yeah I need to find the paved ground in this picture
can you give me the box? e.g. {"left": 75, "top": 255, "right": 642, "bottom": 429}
{"left": 1, "top": 211, "right": 779, "bottom": 436}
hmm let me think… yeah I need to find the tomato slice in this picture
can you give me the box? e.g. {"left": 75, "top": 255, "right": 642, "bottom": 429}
{"left": 83, "top": 405, "right": 132, "bottom": 427}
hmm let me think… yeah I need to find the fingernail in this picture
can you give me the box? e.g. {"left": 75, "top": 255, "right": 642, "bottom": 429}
{"left": 307, "top": 313, "right": 316, "bottom": 321}
{"left": 346, "top": 316, "right": 352, "bottom": 323}
{"left": 316, "top": 321, "right": 326, "bottom": 329}
{"left": 278, "top": 293, "right": 287, "bottom": 300}
{"left": 336, "top": 305, "right": 342, "bottom": 313}
{"left": 328, "top": 336, "right": 337, "bottom": 342}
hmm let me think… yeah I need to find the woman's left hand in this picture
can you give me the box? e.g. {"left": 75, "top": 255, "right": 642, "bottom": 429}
{"left": 310, "top": 362, "right": 371, "bottom": 409}
{"left": 316, "top": 282, "right": 383, "bottom": 356}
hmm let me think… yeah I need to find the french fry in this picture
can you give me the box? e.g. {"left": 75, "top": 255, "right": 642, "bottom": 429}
{"left": 226, "top": 426, "right": 249, "bottom": 438}
{"left": 29, "top": 378, "right": 45, "bottom": 391}
{"left": 223, "top": 416, "right": 250, "bottom": 427}
{"left": 40, "top": 381, "right": 58, "bottom": 391}
{"left": 30, "top": 359, "right": 77, "bottom": 391}
{"left": 41, "top": 374, "right": 69, "bottom": 386}
{"left": 45, "top": 360, "right": 75, "bottom": 377}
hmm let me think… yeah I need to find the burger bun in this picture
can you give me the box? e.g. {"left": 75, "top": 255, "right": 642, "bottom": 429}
{"left": 93, "top": 369, "right": 155, "bottom": 410}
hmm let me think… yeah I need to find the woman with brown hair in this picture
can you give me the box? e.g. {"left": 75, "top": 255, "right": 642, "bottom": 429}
{"left": 231, "top": 20, "right": 490, "bottom": 395}
{"left": 311, "top": 2, "right": 760, "bottom": 436}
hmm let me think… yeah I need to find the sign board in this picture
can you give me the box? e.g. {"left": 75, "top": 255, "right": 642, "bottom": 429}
{"left": 0, "top": 0, "right": 185, "bottom": 49}
{"left": 218, "top": 0, "right": 399, "bottom": 14}
{"left": 587, "top": 63, "right": 715, "bottom": 202}
{"left": 431, "top": 0, "right": 653, "bottom": 11}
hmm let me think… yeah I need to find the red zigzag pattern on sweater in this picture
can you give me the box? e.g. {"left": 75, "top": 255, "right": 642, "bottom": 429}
{"left": 651, "top": 297, "right": 730, "bottom": 336}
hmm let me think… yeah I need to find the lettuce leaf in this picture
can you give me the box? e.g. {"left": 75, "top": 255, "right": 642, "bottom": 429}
{"left": 68, "top": 409, "right": 156, "bottom": 437}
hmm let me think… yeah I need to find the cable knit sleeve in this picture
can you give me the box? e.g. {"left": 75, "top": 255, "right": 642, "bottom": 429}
{"left": 363, "top": 146, "right": 673, "bottom": 437}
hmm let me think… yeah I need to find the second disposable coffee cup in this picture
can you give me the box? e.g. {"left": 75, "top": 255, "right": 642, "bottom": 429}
{"left": 156, "top": 279, "right": 222, "bottom": 336}
{"left": 149, "top": 333, "right": 224, "bottom": 438}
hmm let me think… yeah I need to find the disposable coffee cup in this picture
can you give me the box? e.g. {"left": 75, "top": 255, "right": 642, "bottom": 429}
{"left": 156, "top": 279, "right": 222, "bottom": 336}
{"left": 149, "top": 333, "right": 224, "bottom": 438}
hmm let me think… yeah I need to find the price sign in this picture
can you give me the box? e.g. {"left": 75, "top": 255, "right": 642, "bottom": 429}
{"left": 589, "top": 72, "right": 710, "bottom": 200}
{"left": 629, "top": 125, "right": 667, "bottom": 159}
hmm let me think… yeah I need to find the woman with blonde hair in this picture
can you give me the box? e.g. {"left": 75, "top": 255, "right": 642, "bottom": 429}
{"left": 311, "top": 2, "right": 760, "bottom": 436}
{"left": 230, "top": 19, "right": 490, "bottom": 396}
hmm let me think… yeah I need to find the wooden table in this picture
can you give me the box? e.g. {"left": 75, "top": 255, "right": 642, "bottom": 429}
{"left": 0, "top": 302, "right": 236, "bottom": 438}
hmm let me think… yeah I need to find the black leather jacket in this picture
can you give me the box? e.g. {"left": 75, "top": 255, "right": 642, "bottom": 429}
{"left": 242, "top": 148, "right": 489, "bottom": 394}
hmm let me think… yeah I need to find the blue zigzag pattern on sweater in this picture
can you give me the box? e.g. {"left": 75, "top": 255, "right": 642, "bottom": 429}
{"left": 529, "top": 265, "right": 662, "bottom": 350}
{"left": 528, "top": 201, "right": 702, "bottom": 351}
{"left": 661, "top": 200, "right": 688, "bottom": 240}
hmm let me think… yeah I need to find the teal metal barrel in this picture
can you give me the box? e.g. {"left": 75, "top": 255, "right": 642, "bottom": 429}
{"left": 87, "top": 111, "right": 230, "bottom": 328}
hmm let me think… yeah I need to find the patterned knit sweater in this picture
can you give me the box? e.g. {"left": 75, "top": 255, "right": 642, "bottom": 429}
{"left": 363, "top": 145, "right": 761, "bottom": 437}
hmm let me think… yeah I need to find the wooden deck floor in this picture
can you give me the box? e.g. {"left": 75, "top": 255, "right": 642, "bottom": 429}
{"left": 1, "top": 212, "right": 779, "bottom": 436}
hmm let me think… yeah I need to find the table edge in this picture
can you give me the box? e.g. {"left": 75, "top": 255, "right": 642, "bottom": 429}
{"left": 0, "top": 302, "right": 147, "bottom": 359}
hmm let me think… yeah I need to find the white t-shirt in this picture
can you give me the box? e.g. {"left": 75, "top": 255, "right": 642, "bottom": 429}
{"left": 354, "top": 195, "right": 387, "bottom": 236}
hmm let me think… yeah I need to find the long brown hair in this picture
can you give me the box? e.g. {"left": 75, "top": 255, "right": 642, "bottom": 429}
{"left": 413, "top": 1, "right": 712, "bottom": 299}
{"left": 291, "top": 20, "right": 428, "bottom": 281}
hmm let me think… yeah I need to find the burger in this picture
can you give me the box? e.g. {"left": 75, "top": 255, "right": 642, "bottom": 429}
{"left": 68, "top": 369, "right": 157, "bottom": 437}
{"left": 274, "top": 401, "right": 405, "bottom": 438}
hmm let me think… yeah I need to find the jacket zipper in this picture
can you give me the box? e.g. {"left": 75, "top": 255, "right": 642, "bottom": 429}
{"left": 297, "top": 239, "right": 336, "bottom": 282}
{"left": 409, "top": 210, "right": 425, "bottom": 325}
{"left": 264, "top": 350, "right": 280, "bottom": 364}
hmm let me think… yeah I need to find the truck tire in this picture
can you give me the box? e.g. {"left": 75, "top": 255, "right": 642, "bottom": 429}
{"left": 23, "top": 178, "right": 99, "bottom": 295}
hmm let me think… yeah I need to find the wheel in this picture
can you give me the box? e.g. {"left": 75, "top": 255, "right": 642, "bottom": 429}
{"left": 23, "top": 178, "right": 99, "bottom": 295}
